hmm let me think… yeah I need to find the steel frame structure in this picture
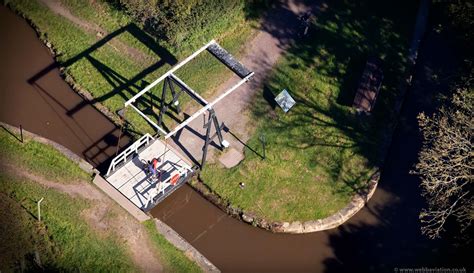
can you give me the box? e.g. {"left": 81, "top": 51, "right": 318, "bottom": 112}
{"left": 124, "top": 39, "right": 254, "bottom": 168}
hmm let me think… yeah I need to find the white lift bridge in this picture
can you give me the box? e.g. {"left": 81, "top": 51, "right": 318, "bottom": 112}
{"left": 104, "top": 40, "right": 254, "bottom": 211}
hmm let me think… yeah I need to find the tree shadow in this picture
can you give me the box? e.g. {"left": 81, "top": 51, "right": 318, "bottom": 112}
{"left": 322, "top": 3, "right": 473, "bottom": 271}
{"left": 323, "top": 138, "right": 472, "bottom": 271}
{"left": 0, "top": 125, "right": 23, "bottom": 143}
{"left": 249, "top": 0, "right": 418, "bottom": 196}
{"left": 27, "top": 23, "right": 178, "bottom": 172}
{"left": 336, "top": 54, "right": 367, "bottom": 106}
{"left": 244, "top": 0, "right": 322, "bottom": 49}
{"left": 243, "top": 0, "right": 274, "bottom": 21}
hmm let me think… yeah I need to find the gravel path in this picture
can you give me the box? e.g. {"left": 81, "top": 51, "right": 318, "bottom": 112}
{"left": 31, "top": 0, "right": 319, "bottom": 168}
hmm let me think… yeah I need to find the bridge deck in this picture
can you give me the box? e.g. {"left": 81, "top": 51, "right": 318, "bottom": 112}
{"left": 106, "top": 139, "right": 192, "bottom": 211}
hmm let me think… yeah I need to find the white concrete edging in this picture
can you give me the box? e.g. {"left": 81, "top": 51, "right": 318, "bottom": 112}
{"left": 270, "top": 172, "right": 379, "bottom": 233}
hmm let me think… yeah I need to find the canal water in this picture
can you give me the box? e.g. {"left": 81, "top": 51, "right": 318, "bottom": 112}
{"left": 0, "top": 5, "right": 130, "bottom": 171}
{"left": 1, "top": 4, "right": 471, "bottom": 273}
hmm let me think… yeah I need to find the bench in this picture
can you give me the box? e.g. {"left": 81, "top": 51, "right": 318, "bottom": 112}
{"left": 353, "top": 57, "right": 384, "bottom": 112}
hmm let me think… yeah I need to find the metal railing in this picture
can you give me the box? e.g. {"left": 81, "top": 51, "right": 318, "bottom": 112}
{"left": 106, "top": 133, "right": 154, "bottom": 176}
{"left": 145, "top": 165, "right": 194, "bottom": 210}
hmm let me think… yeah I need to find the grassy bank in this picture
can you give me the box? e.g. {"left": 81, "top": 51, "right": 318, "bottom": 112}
{"left": 6, "top": 0, "right": 259, "bottom": 136}
{"left": 143, "top": 220, "right": 202, "bottom": 273}
{"left": 0, "top": 127, "right": 90, "bottom": 182}
{"left": 0, "top": 129, "right": 136, "bottom": 271}
{"left": 0, "top": 129, "right": 202, "bottom": 272}
{"left": 0, "top": 173, "right": 137, "bottom": 272}
{"left": 201, "top": 0, "right": 418, "bottom": 222}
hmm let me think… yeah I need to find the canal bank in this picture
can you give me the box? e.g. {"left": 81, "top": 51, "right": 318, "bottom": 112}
{"left": 1, "top": 2, "right": 472, "bottom": 273}
{"left": 0, "top": 5, "right": 216, "bottom": 272}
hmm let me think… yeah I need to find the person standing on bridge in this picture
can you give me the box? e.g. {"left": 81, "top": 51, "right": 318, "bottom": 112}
{"left": 148, "top": 158, "right": 161, "bottom": 179}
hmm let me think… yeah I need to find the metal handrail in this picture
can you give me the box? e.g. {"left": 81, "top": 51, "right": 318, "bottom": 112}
{"left": 106, "top": 133, "right": 154, "bottom": 176}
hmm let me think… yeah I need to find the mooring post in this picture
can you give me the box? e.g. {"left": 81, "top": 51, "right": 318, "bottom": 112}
{"left": 20, "top": 124, "right": 23, "bottom": 143}
{"left": 37, "top": 197, "right": 44, "bottom": 222}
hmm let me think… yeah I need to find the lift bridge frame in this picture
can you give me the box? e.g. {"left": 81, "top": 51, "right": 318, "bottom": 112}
{"left": 104, "top": 39, "right": 253, "bottom": 210}
{"left": 123, "top": 39, "right": 254, "bottom": 170}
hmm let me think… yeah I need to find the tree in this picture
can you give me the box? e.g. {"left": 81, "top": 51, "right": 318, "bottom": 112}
{"left": 411, "top": 87, "right": 473, "bottom": 239}
{"left": 447, "top": 0, "right": 474, "bottom": 48}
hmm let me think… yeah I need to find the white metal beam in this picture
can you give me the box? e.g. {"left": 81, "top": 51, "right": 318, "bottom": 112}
{"left": 125, "top": 40, "right": 216, "bottom": 107}
{"left": 164, "top": 72, "right": 254, "bottom": 139}
{"left": 129, "top": 103, "right": 168, "bottom": 135}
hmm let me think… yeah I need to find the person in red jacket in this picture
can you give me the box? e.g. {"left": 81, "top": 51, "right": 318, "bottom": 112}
{"left": 148, "top": 158, "right": 161, "bottom": 179}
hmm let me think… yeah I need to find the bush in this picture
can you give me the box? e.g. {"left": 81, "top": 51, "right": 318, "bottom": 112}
{"left": 117, "top": 0, "right": 263, "bottom": 47}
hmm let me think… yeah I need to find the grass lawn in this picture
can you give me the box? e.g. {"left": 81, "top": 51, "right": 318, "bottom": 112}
{"left": 0, "top": 129, "right": 201, "bottom": 272}
{"left": 201, "top": 0, "right": 419, "bottom": 222}
{"left": 0, "top": 173, "right": 137, "bottom": 272}
{"left": 7, "top": 0, "right": 259, "bottom": 137}
{"left": 0, "top": 129, "right": 136, "bottom": 271}
{"left": 0, "top": 127, "right": 91, "bottom": 183}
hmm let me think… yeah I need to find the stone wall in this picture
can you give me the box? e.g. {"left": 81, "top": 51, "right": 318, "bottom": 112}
{"left": 0, "top": 122, "right": 220, "bottom": 272}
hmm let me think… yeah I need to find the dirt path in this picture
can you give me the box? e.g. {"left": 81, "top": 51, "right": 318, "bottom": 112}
{"left": 0, "top": 163, "right": 163, "bottom": 273}
{"left": 168, "top": 0, "right": 321, "bottom": 166}
{"left": 37, "top": 0, "right": 155, "bottom": 66}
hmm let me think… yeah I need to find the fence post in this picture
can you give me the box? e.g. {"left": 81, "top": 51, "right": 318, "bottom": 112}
{"left": 37, "top": 197, "right": 44, "bottom": 222}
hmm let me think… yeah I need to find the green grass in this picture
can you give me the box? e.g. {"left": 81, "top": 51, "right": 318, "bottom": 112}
{"left": 201, "top": 0, "right": 418, "bottom": 222}
{"left": 0, "top": 128, "right": 133, "bottom": 271}
{"left": 0, "top": 129, "right": 202, "bottom": 272}
{"left": 7, "top": 0, "right": 258, "bottom": 136}
{"left": 143, "top": 220, "right": 202, "bottom": 273}
{"left": 0, "top": 173, "right": 137, "bottom": 272}
{"left": 0, "top": 128, "right": 90, "bottom": 182}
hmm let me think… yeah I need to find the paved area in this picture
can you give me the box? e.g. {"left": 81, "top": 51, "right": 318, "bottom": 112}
{"left": 93, "top": 175, "right": 150, "bottom": 222}
{"left": 218, "top": 148, "right": 244, "bottom": 168}
{"left": 152, "top": 2, "right": 473, "bottom": 271}
{"left": 107, "top": 139, "right": 191, "bottom": 210}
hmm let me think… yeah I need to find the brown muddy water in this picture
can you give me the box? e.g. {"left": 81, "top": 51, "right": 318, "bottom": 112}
{"left": 0, "top": 4, "right": 471, "bottom": 273}
{"left": 0, "top": 5, "right": 129, "bottom": 170}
